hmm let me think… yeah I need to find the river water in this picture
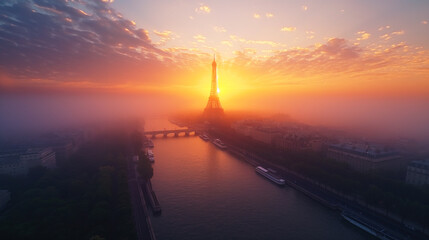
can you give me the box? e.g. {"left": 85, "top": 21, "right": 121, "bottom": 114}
{"left": 145, "top": 119, "right": 370, "bottom": 240}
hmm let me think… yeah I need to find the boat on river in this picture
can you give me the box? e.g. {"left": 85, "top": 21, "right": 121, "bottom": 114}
{"left": 212, "top": 139, "right": 227, "bottom": 149}
{"left": 255, "top": 166, "right": 285, "bottom": 185}
{"left": 147, "top": 149, "right": 155, "bottom": 163}
{"left": 199, "top": 134, "right": 210, "bottom": 141}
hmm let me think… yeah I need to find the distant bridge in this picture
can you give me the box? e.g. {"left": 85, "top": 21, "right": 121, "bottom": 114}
{"left": 144, "top": 129, "right": 197, "bottom": 138}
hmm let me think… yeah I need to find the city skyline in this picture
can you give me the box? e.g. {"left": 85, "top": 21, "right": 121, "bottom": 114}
{"left": 1, "top": 0, "right": 429, "bottom": 138}
{"left": 1, "top": 1, "right": 428, "bottom": 99}
{"left": 1, "top": 1, "right": 429, "bottom": 239}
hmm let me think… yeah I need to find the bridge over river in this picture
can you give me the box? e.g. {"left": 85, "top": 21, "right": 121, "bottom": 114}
{"left": 144, "top": 129, "right": 197, "bottom": 138}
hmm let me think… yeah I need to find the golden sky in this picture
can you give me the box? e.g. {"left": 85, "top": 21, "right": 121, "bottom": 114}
{"left": 0, "top": 0, "right": 428, "bottom": 111}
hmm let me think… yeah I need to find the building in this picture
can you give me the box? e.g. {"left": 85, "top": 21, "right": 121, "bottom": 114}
{"left": 247, "top": 127, "right": 280, "bottom": 145}
{"left": 50, "top": 140, "right": 74, "bottom": 164}
{"left": 273, "top": 134, "right": 305, "bottom": 152}
{"left": 232, "top": 121, "right": 280, "bottom": 145}
{"left": 21, "top": 148, "right": 56, "bottom": 168}
{"left": 406, "top": 160, "right": 429, "bottom": 185}
{"left": 327, "top": 143, "right": 401, "bottom": 173}
{"left": 0, "top": 190, "right": 10, "bottom": 210}
{"left": 0, "top": 148, "right": 56, "bottom": 175}
{"left": 0, "top": 153, "right": 27, "bottom": 175}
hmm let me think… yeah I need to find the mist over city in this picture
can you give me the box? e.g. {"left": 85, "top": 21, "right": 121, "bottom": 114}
{"left": 1, "top": 1, "right": 429, "bottom": 240}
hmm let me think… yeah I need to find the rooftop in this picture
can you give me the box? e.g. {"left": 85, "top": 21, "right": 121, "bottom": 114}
{"left": 409, "top": 160, "right": 429, "bottom": 169}
{"left": 329, "top": 143, "right": 399, "bottom": 159}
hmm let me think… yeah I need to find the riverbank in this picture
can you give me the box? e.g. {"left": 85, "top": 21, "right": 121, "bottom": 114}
{"left": 205, "top": 132, "right": 417, "bottom": 240}
{"left": 127, "top": 156, "right": 157, "bottom": 240}
{"left": 144, "top": 180, "right": 162, "bottom": 215}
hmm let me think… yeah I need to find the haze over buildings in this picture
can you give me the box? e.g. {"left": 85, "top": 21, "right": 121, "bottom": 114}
{"left": 0, "top": 0, "right": 429, "bottom": 139}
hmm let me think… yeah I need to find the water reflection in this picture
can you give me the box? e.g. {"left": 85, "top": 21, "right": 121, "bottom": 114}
{"left": 145, "top": 119, "right": 370, "bottom": 240}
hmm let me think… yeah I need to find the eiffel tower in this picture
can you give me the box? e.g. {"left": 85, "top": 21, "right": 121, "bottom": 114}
{"left": 203, "top": 55, "right": 224, "bottom": 120}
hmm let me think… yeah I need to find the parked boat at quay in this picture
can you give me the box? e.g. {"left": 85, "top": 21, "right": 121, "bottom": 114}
{"left": 144, "top": 139, "right": 154, "bottom": 148}
{"left": 255, "top": 166, "right": 286, "bottom": 185}
{"left": 212, "top": 139, "right": 227, "bottom": 149}
{"left": 199, "top": 134, "right": 210, "bottom": 141}
{"left": 147, "top": 149, "right": 155, "bottom": 163}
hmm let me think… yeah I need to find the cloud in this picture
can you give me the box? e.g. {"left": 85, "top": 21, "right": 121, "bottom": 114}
{"left": 0, "top": 0, "right": 197, "bottom": 88}
{"left": 2, "top": 0, "right": 428, "bottom": 97}
{"left": 379, "top": 30, "right": 403, "bottom": 41}
{"left": 302, "top": 5, "right": 308, "bottom": 11}
{"left": 281, "top": 26, "right": 296, "bottom": 32}
{"left": 225, "top": 37, "right": 429, "bottom": 89}
{"left": 316, "top": 38, "right": 361, "bottom": 59}
{"left": 378, "top": 25, "right": 391, "bottom": 31}
{"left": 193, "top": 34, "right": 206, "bottom": 43}
{"left": 230, "top": 35, "right": 284, "bottom": 47}
{"left": 356, "top": 31, "right": 370, "bottom": 40}
{"left": 392, "top": 30, "right": 405, "bottom": 35}
{"left": 195, "top": 4, "right": 211, "bottom": 14}
{"left": 213, "top": 26, "right": 226, "bottom": 33}
{"left": 254, "top": 13, "right": 274, "bottom": 19}
{"left": 153, "top": 30, "right": 173, "bottom": 38}
{"left": 306, "top": 31, "right": 315, "bottom": 39}
{"left": 153, "top": 30, "right": 177, "bottom": 45}
{"left": 380, "top": 34, "right": 391, "bottom": 40}
{"left": 221, "top": 41, "right": 232, "bottom": 47}
{"left": 422, "top": 20, "right": 428, "bottom": 25}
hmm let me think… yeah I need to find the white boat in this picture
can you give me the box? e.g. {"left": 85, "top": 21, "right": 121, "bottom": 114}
{"left": 199, "top": 134, "right": 210, "bottom": 141}
{"left": 255, "top": 166, "right": 285, "bottom": 185}
{"left": 147, "top": 140, "right": 154, "bottom": 148}
{"left": 212, "top": 139, "right": 227, "bottom": 149}
{"left": 147, "top": 149, "right": 155, "bottom": 163}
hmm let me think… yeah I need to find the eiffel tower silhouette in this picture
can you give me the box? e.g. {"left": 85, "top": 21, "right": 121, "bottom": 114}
{"left": 203, "top": 55, "right": 224, "bottom": 120}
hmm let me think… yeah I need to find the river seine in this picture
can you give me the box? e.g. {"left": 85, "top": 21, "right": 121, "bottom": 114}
{"left": 145, "top": 119, "right": 370, "bottom": 240}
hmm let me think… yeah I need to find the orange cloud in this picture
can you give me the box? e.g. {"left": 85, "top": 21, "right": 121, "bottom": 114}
{"left": 229, "top": 35, "right": 284, "bottom": 47}
{"left": 281, "top": 26, "right": 296, "bottom": 32}
{"left": 213, "top": 26, "right": 226, "bottom": 33}
{"left": 221, "top": 41, "right": 232, "bottom": 47}
{"left": 380, "top": 34, "right": 391, "bottom": 40}
{"left": 392, "top": 30, "right": 405, "bottom": 35}
{"left": 356, "top": 31, "right": 370, "bottom": 40}
{"left": 153, "top": 30, "right": 177, "bottom": 45}
{"left": 193, "top": 34, "right": 206, "bottom": 43}
{"left": 195, "top": 4, "right": 211, "bottom": 14}
{"left": 2, "top": 0, "right": 429, "bottom": 103}
{"left": 378, "top": 25, "right": 391, "bottom": 31}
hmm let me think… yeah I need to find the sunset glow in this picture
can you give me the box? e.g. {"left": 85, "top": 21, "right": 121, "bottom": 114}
{"left": 2, "top": 1, "right": 429, "bottom": 239}
{"left": 1, "top": 0, "right": 429, "bottom": 136}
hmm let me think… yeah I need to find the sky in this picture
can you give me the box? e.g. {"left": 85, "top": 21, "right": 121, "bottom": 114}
{"left": 1, "top": 0, "right": 429, "bottom": 138}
